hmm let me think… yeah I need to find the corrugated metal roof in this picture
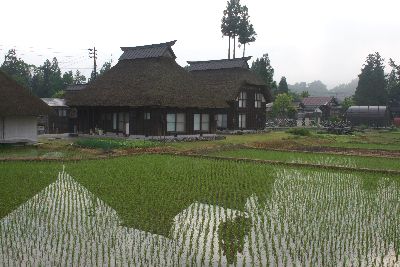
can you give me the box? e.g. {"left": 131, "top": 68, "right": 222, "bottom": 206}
{"left": 65, "top": 84, "right": 87, "bottom": 91}
{"left": 187, "top": 57, "right": 251, "bottom": 71}
{"left": 119, "top": 40, "right": 177, "bottom": 61}
{"left": 301, "top": 96, "right": 335, "bottom": 107}
{"left": 41, "top": 98, "right": 68, "bottom": 107}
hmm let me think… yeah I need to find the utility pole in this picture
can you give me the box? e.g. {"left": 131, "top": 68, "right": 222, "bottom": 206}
{"left": 88, "top": 47, "right": 97, "bottom": 80}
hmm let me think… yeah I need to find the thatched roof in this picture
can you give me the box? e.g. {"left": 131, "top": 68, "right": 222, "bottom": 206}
{"left": 346, "top": 106, "right": 388, "bottom": 118}
{"left": 187, "top": 58, "right": 272, "bottom": 103}
{"left": 0, "top": 71, "right": 52, "bottom": 116}
{"left": 67, "top": 56, "right": 226, "bottom": 108}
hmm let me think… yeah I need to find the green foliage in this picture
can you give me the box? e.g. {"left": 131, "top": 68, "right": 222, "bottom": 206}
{"left": 341, "top": 96, "right": 354, "bottom": 112}
{"left": 286, "top": 128, "right": 311, "bottom": 136}
{"left": 218, "top": 216, "right": 251, "bottom": 264}
{"left": 387, "top": 59, "right": 400, "bottom": 106}
{"left": 272, "top": 93, "right": 296, "bottom": 118}
{"left": 251, "top": 54, "right": 277, "bottom": 91}
{"left": 0, "top": 49, "right": 33, "bottom": 88}
{"left": 221, "top": 0, "right": 241, "bottom": 58}
{"left": 277, "top": 76, "right": 289, "bottom": 94}
{"left": 75, "top": 138, "right": 160, "bottom": 150}
{"left": 300, "top": 90, "right": 310, "bottom": 98}
{"left": 238, "top": 5, "right": 256, "bottom": 57}
{"left": 354, "top": 52, "right": 387, "bottom": 105}
{"left": 73, "top": 70, "right": 86, "bottom": 84}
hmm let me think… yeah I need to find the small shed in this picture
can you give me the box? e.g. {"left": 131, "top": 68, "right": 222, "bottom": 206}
{"left": 345, "top": 106, "right": 390, "bottom": 127}
{"left": 40, "top": 98, "right": 70, "bottom": 134}
{"left": 0, "top": 71, "right": 51, "bottom": 143}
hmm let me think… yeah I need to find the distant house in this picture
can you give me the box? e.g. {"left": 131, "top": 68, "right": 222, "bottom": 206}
{"left": 298, "top": 96, "right": 340, "bottom": 124}
{"left": 346, "top": 106, "right": 391, "bottom": 127}
{"left": 187, "top": 57, "right": 271, "bottom": 130}
{"left": 39, "top": 98, "right": 70, "bottom": 134}
{"left": 67, "top": 41, "right": 271, "bottom": 136}
{"left": 0, "top": 71, "right": 51, "bottom": 143}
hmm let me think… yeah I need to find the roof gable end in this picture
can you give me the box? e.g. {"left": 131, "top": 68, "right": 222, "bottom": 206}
{"left": 119, "top": 40, "right": 177, "bottom": 61}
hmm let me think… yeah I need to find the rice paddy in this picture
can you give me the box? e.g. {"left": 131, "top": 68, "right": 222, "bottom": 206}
{"left": 209, "top": 148, "right": 400, "bottom": 170}
{"left": 0, "top": 155, "right": 399, "bottom": 266}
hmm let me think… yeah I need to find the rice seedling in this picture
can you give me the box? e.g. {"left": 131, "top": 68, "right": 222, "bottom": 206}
{"left": 0, "top": 155, "right": 399, "bottom": 266}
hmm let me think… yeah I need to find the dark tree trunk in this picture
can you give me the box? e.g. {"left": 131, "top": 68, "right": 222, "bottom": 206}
{"left": 228, "top": 37, "right": 231, "bottom": 59}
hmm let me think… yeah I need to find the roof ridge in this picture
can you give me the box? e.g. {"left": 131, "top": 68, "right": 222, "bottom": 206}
{"left": 187, "top": 56, "right": 252, "bottom": 65}
{"left": 120, "top": 40, "right": 177, "bottom": 51}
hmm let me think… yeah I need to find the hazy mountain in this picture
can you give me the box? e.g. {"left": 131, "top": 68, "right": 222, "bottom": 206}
{"left": 288, "top": 79, "right": 358, "bottom": 101}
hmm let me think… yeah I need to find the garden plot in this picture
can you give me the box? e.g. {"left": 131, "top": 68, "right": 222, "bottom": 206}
{"left": 1, "top": 168, "right": 399, "bottom": 266}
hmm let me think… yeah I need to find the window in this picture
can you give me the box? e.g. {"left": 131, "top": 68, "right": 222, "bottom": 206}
{"left": 238, "top": 92, "right": 247, "bottom": 108}
{"left": 255, "top": 93, "right": 265, "bottom": 108}
{"left": 193, "top": 114, "right": 200, "bottom": 131}
{"left": 216, "top": 114, "right": 228, "bottom": 129}
{"left": 167, "top": 113, "right": 185, "bottom": 132}
{"left": 118, "top": 112, "right": 129, "bottom": 132}
{"left": 238, "top": 114, "right": 246, "bottom": 129}
{"left": 113, "top": 113, "right": 117, "bottom": 130}
{"left": 201, "top": 114, "right": 209, "bottom": 131}
{"left": 144, "top": 112, "right": 151, "bottom": 120}
{"left": 58, "top": 108, "right": 67, "bottom": 117}
{"left": 194, "top": 114, "right": 210, "bottom": 131}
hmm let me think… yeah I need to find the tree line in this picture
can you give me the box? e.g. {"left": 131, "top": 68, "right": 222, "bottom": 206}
{"left": 0, "top": 49, "right": 111, "bottom": 98}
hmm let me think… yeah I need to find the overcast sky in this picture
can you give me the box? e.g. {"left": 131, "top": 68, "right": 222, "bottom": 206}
{"left": 2, "top": 0, "right": 400, "bottom": 88}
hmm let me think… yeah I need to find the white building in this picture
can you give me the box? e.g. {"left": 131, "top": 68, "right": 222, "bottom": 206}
{"left": 0, "top": 71, "right": 51, "bottom": 143}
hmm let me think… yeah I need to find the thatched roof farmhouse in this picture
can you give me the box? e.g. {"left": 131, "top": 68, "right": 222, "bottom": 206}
{"left": 0, "top": 71, "right": 51, "bottom": 143}
{"left": 67, "top": 41, "right": 270, "bottom": 136}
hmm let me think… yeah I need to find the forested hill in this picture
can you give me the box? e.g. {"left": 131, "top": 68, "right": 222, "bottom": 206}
{"left": 289, "top": 79, "right": 357, "bottom": 100}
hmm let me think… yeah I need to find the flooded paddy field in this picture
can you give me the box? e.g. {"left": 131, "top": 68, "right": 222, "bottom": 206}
{"left": 0, "top": 155, "right": 399, "bottom": 266}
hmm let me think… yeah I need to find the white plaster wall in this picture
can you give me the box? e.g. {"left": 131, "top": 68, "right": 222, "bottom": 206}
{"left": 3, "top": 116, "right": 38, "bottom": 143}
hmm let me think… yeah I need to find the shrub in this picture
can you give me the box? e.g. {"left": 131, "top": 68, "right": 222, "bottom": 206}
{"left": 75, "top": 138, "right": 160, "bottom": 150}
{"left": 286, "top": 128, "right": 311, "bottom": 136}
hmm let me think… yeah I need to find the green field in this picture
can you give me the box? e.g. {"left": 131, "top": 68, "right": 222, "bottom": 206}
{"left": 0, "top": 132, "right": 399, "bottom": 265}
{"left": 209, "top": 148, "right": 400, "bottom": 170}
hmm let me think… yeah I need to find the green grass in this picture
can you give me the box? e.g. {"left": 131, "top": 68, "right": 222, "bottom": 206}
{"left": 74, "top": 138, "right": 160, "bottom": 150}
{"left": 209, "top": 148, "right": 400, "bottom": 170}
{"left": 0, "top": 161, "right": 60, "bottom": 219}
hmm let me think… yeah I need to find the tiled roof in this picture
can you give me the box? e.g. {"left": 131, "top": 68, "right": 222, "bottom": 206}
{"left": 119, "top": 41, "right": 177, "bottom": 61}
{"left": 301, "top": 96, "right": 335, "bottom": 107}
{"left": 186, "top": 57, "right": 251, "bottom": 71}
{"left": 41, "top": 98, "right": 68, "bottom": 107}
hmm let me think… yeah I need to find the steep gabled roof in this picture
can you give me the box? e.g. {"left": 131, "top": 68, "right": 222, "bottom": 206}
{"left": 187, "top": 57, "right": 251, "bottom": 71}
{"left": 67, "top": 57, "right": 227, "bottom": 108}
{"left": 187, "top": 58, "right": 271, "bottom": 104}
{"left": 119, "top": 41, "right": 177, "bottom": 60}
{"left": 301, "top": 96, "right": 337, "bottom": 107}
{"left": 0, "top": 71, "right": 52, "bottom": 116}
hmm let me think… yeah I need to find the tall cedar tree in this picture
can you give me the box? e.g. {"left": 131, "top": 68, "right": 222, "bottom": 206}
{"left": 277, "top": 76, "right": 289, "bottom": 94}
{"left": 221, "top": 0, "right": 241, "bottom": 59}
{"left": 0, "top": 49, "right": 32, "bottom": 88}
{"left": 354, "top": 52, "right": 387, "bottom": 105}
{"left": 251, "top": 54, "right": 277, "bottom": 94}
{"left": 238, "top": 6, "right": 256, "bottom": 57}
{"left": 387, "top": 59, "right": 400, "bottom": 106}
